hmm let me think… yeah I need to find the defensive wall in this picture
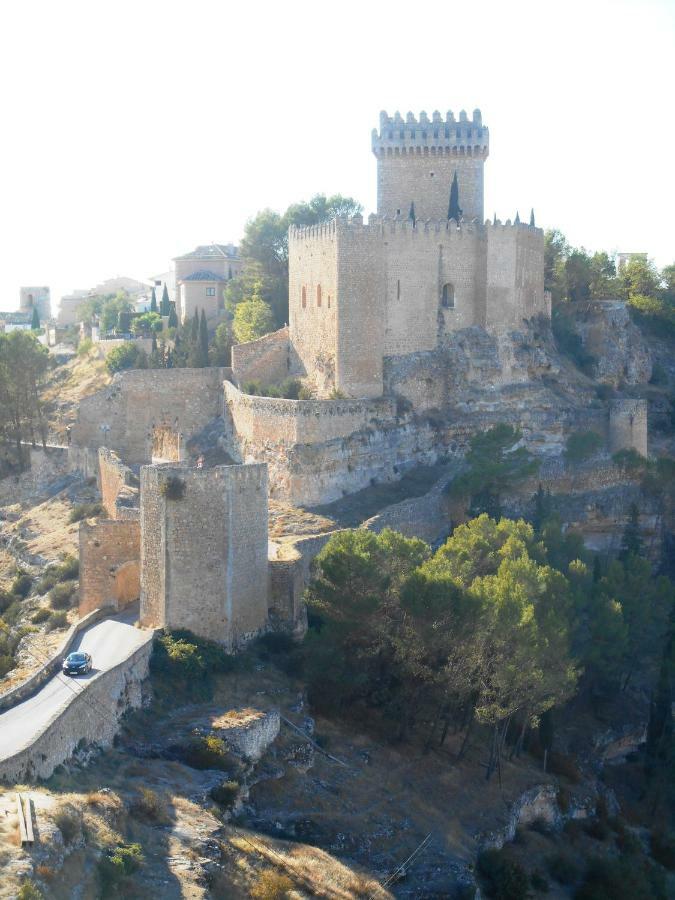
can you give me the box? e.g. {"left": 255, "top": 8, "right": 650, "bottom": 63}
{"left": 98, "top": 447, "right": 139, "bottom": 519}
{"left": 609, "top": 399, "right": 648, "bottom": 457}
{"left": 232, "top": 326, "right": 291, "bottom": 387}
{"left": 140, "top": 463, "right": 269, "bottom": 649}
{"left": 79, "top": 520, "right": 141, "bottom": 616}
{"left": 71, "top": 367, "right": 231, "bottom": 464}
{"left": 0, "top": 634, "right": 153, "bottom": 783}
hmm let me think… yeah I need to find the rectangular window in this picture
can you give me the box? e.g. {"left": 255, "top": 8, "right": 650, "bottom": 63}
{"left": 206, "top": 287, "right": 216, "bottom": 296}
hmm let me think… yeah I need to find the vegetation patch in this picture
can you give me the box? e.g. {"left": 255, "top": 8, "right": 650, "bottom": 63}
{"left": 159, "top": 476, "right": 185, "bottom": 501}
{"left": 69, "top": 502, "right": 105, "bottom": 523}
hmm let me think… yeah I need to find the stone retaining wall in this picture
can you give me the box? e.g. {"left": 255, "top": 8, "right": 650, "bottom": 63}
{"left": 0, "top": 634, "right": 153, "bottom": 783}
{"left": 231, "top": 327, "right": 290, "bottom": 386}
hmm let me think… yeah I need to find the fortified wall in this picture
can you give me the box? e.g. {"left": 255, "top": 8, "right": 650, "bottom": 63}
{"left": 609, "top": 399, "right": 648, "bottom": 457}
{"left": 140, "top": 463, "right": 269, "bottom": 649}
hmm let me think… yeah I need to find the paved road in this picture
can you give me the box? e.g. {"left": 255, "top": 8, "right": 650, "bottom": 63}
{"left": 0, "top": 610, "right": 151, "bottom": 760}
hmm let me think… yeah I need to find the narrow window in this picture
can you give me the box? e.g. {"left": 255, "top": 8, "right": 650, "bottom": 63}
{"left": 317, "top": 284, "right": 322, "bottom": 307}
{"left": 327, "top": 295, "right": 331, "bottom": 309}
{"left": 206, "top": 287, "right": 216, "bottom": 296}
{"left": 301, "top": 286, "right": 306, "bottom": 309}
{"left": 441, "top": 283, "right": 455, "bottom": 309}
{"left": 397, "top": 279, "right": 401, "bottom": 300}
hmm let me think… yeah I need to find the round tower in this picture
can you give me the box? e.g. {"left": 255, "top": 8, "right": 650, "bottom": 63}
{"left": 371, "top": 108, "right": 489, "bottom": 222}
{"left": 609, "top": 399, "right": 648, "bottom": 457}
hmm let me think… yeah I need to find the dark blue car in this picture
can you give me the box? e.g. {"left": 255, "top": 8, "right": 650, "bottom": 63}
{"left": 62, "top": 651, "right": 92, "bottom": 676}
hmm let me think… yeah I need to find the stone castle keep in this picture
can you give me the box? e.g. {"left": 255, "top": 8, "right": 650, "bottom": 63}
{"left": 72, "top": 107, "right": 649, "bottom": 650}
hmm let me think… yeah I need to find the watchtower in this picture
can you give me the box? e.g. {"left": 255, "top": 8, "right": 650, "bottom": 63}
{"left": 372, "top": 109, "right": 489, "bottom": 222}
{"left": 609, "top": 399, "right": 648, "bottom": 457}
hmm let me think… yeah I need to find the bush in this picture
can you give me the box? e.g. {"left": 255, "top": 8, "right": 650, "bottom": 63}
{"left": 17, "top": 882, "right": 43, "bottom": 900}
{"left": 45, "top": 611, "right": 68, "bottom": 632}
{"left": 565, "top": 430, "right": 603, "bottom": 463}
{"left": 105, "top": 342, "right": 148, "bottom": 374}
{"left": 69, "top": 502, "right": 104, "bottom": 523}
{"left": 0, "top": 653, "right": 15, "bottom": 677}
{"left": 210, "top": 779, "right": 239, "bottom": 809}
{"left": 650, "top": 362, "right": 669, "bottom": 385}
{"left": 98, "top": 843, "right": 144, "bottom": 895}
{"left": 179, "top": 734, "right": 232, "bottom": 771}
{"left": 530, "top": 870, "right": 549, "bottom": 893}
{"left": 250, "top": 870, "right": 295, "bottom": 900}
{"left": 12, "top": 572, "right": 32, "bottom": 598}
{"left": 256, "top": 632, "right": 295, "bottom": 656}
{"left": 52, "top": 805, "right": 80, "bottom": 845}
{"left": 596, "top": 383, "right": 615, "bottom": 402}
{"left": 242, "top": 378, "right": 303, "bottom": 400}
{"left": 50, "top": 581, "right": 77, "bottom": 610}
{"left": 159, "top": 476, "right": 185, "bottom": 500}
{"left": 1, "top": 600, "right": 22, "bottom": 626}
{"left": 584, "top": 817, "right": 610, "bottom": 841}
{"left": 477, "top": 849, "right": 530, "bottom": 900}
{"left": 547, "top": 852, "right": 581, "bottom": 885}
{"left": 574, "top": 856, "right": 666, "bottom": 900}
{"left": 612, "top": 448, "right": 648, "bottom": 474}
{"left": 650, "top": 830, "right": 675, "bottom": 869}
{"left": 151, "top": 630, "right": 232, "bottom": 681}
{"left": 31, "top": 608, "right": 51, "bottom": 625}
{"left": 129, "top": 787, "right": 169, "bottom": 823}
{"left": 56, "top": 555, "right": 79, "bottom": 581}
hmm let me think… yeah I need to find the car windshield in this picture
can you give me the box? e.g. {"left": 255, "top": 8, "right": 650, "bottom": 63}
{"left": 67, "top": 653, "right": 87, "bottom": 663}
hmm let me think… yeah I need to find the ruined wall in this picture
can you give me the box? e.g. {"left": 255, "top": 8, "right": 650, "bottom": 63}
{"left": 79, "top": 519, "right": 141, "bottom": 616}
{"left": 140, "top": 464, "right": 269, "bottom": 649}
{"left": 98, "top": 447, "right": 139, "bottom": 519}
{"left": 151, "top": 425, "right": 183, "bottom": 463}
{"left": 232, "top": 326, "right": 290, "bottom": 387}
{"left": 289, "top": 224, "right": 339, "bottom": 395}
{"left": 71, "top": 367, "right": 229, "bottom": 464}
{"left": 373, "top": 109, "right": 488, "bottom": 221}
{"left": 609, "top": 399, "right": 648, "bottom": 456}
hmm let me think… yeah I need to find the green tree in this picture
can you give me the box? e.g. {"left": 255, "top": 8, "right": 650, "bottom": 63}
{"left": 544, "top": 229, "right": 569, "bottom": 305}
{"left": 448, "top": 171, "right": 461, "bottom": 220}
{"left": 168, "top": 302, "right": 178, "bottom": 328}
{"left": 30, "top": 307, "right": 40, "bottom": 330}
{"left": 0, "top": 331, "right": 50, "bottom": 465}
{"left": 565, "top": 430, "right": 603, "bottom": 463}
{"left": 131, "top": 311, "right": 163, "bottom": 336}
{"left": 408, "top": 201, "right": 416, "bottom": 225}
{"left": 160, "top": 284, "right": 171, "bottom": 317}
{"left": 232, "top": 284, "right": 275, "bottom": 344}
{"left": 209, "top": 322, "right": 232, "bottom": 366}
{"left": 619, "top": 502, "right": 643, "bottom": 561}
{"left": 105, "top": 342, "right": 148, "bottom": 374}
{"left": 100, "top": 292, "right": 133, "bottom": 332}
{"left": 198, "top": 309, "right": 209, "bottom": 367}
{"left": 150, "top": 287, "right": 158, "bottom": 313}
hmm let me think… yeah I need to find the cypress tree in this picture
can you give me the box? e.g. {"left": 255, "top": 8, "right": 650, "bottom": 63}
{"left": 448, "top": 172, "right": 462, "bottom": 221}
{"left": 31, "top": 307, "right": 40, "bottom": 330}
{"left": 529, "top": 208, "right": 535, "bottom": 227}
{"left": 150, "top": 287, "right": 158, "bottom": 313}
{"left": 493, "top": 212, "right": 497, "bottom": 225}
{"left": 160, "top": 284, "right": 171, "bottom": 317}
{"left": 408, "top": 201, "right": 416, "bottom": 226}
{"left": 190, "top": 309, "right": 199, "bottom": 345}
{"left": 514, "top": 210, "right": 521, "bottom": 225}
{"left": 199, "top": 309, "right": 209, "bottom": 366}
{"left": 168, "top": 302, "right": 178, "bottom": 328}
{"left": 620, "top": 502, "right": 643, "bottom": 561}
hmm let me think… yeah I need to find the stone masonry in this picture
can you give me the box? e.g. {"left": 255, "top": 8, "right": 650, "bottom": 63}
{"left": 140, "top": 463, "right": 269, "bottom": 649}
{"left": 609, "top": 399, "right": 648, "bottom": 457}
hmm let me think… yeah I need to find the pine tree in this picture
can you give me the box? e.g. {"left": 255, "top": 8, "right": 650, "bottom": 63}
{"left": 529, "top": 208, "right": 535, "bottom": 227}
{"left": 408, "top": 201, "right": 416, "bottom": 226}
{"left": 199, "top": 309, "right": 209, "bottom": 365}
{"left": 620, "top": 503, "right": 643, "bottom": 561}
{"left": 514, "top": 210, "right": 521, "bottom": 225}
{"left": 30, "top": 307, "right": 40, "bottom": 330}
{"left": 168, "top": 302, "right": 178, "bottom": 328}
{"left": 150, "top": 287, "right": 158, "bottom": 313}
{"left": 160, "top": 284, "right": 171, "bottom": 317}
{"left": 646, "top": 642, "right": 673, "bottom": 773}
{"left": 593, "top": 555, "right": 603, "bottom": 583}
{"left": 448, "top": 172, "right": 462, "bottom": 221}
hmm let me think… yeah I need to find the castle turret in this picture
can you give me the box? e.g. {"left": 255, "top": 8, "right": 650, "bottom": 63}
{"left": 372, "top": 108, "right": 489, "bottom": 221}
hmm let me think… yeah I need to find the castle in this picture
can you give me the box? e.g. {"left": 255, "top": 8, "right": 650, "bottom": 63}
{"left": 71, "top": 107, "right": 647, "bottom": 652}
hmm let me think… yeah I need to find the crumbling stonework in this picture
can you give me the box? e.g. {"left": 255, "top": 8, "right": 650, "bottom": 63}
{"left": 232, "top": 326, "right": 291, "bottom": 387}
{"left": 609, "top": 399, "right": 648, "bottom": 456}
{"left": 98, "top": 447, "right": 139, "bottom": 519}
{"left": 211, "top": 708, "right": 280, "bottom": 761}
{"left": 151, "top": 424, "right": 183, "bottom": 463}
{"left": 79, "top": 520, "right": 141, "bottom": 616}
{"left": 140, "top": 463, "right": 269, "bottom": 649}
{"left": 574, "top": 300, "right": 652, "bottom": 386}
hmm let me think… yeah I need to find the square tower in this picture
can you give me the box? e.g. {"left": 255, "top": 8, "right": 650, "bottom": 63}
{"left": 372, "top": 109, "right": 489, "bottom": 222}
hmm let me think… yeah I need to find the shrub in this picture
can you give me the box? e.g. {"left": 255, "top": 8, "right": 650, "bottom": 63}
{"left": 250, "top": 870, "right": 295, "bottom": 900}
{"left": 159, "top": 476, "right": 185, "bottom": 501}
{"left": 77, "top": 337, "right": 94, "bottom": 357}
{"left": 129, "top": 787, "right": 169, "bottom": 823}
{"left": 477, "top": 849, "right": 530, "bottom": 900}
{"left": 179, "top": 734, "right": 232, "bottom": 771}
{"left": 12, "top": 572, "right": 32, "bottom": 598}
{"left": 105, "top": 342, "right": 147, "bottom": 374}
{"left": 45, "top": 611, "right": 68, "bottom": 632}
{"left": 574, "top": 856, "right": 666, "bottom": 900}
{"left": 31, "top": 608, "right": 51, "bottom": 625}
{"left": 56, "top": 555, "right": 79, "bottom": 581}
{"left": 650, "top": 362, "right": 669, "bottom": 385}
{"left": 52, "top": 805, "right": 80, "bottom": 845}
{"left": 17, "top": 882, "right": 43, "bottom": 900}
{"left": 584, "top": 817, "right": 610, "bottom": 841}
{"left": 256, "top": 632, "right": 295, "bottom": 656}
{"left": 0, "top": 589, "right": 15, "bottom": 614}
{"left": 0, "top": 653, "right": 15, "bottom": 677}
{"left": 97, "top": 842, "right": 143, "bottom": 895}
{"left": 69, "top": 502, "right": 104, "bottom": 523}
{"left": 329, "top": 388, "right": 347, "bottom": 399}
{"left": 151, "top": 630, "right": 231, "bottom": 679}
{"left": 50, "top": 581, "right": 77, "bottom": 610}
{"left": 650, "top": 830, "right": 675, "bottom": 870}
{"left": 210, "top": 779, "right": 239, "bottom": 809}
{"left": 612, "top": 448, "right": 648, "bottom": 474}
{"left": 546, "top": 852, "right": 580, "bottom": 885}
{"left": 1, "top": 599, "right": 22, "bottom": 626}
{"left": 565, "top": 430, "right": 603, "bottom": 463}
{"left": 530, "top": 870, "right": 549, "bottom": 892}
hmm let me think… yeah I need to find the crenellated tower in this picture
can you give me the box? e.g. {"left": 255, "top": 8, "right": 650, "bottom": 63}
{"left": 372, "top": 109, "right": 489, "bottom": 222}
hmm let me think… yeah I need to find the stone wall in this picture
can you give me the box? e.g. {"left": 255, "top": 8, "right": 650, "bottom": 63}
{"left": 232, "top": 326, "right": 291, "bottom": 387}
{"left": 0, "top": 635, "right": 153, "bottom": 783}
{"left": 140, "top": 463, "right": 269, "bottom": 649}
{"left": 98, "top": 447, "right": 139, "bottom": 519}
{"left": 151, "top": 425, "right": 183, "bottom": 463}
{"left": 0, "top": 447, "right": 70, "bottom": 506}
{"left": 609, "top": 399, "right": 648, "bottom": 456}
{"left": 95, "top": 337, "right": 154, "bottom": 359}
{"left": 79, "top": 520, "right": 141, "bottom": 616}
{"left": 71, "top": 367, "right": 229, "bottom": 464}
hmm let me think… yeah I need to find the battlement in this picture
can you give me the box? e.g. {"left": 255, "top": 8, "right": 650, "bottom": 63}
{"left": 372, "top": 108, "right": 488, "bottom": 158}
{"left": 289, "top": 215, "right": 541, "bottom": 243}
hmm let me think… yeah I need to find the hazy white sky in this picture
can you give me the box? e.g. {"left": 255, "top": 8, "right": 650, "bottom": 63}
{"left": 2, "top": 0, "right": 674, "bottom": 313}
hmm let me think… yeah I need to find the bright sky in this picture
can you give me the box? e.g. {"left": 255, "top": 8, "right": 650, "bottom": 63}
{"left": 2, "top": 0, "right": 674, "bottom": 314}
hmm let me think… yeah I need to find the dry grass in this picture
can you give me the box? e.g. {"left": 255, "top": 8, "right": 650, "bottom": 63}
{"left": 42, "top": 350, "right": 110, "bottom": 438}
{"left": 250, "top": 869, "right": 295, "bottom": 899}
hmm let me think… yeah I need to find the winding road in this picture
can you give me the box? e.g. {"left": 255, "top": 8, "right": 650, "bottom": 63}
{"left": 0, "top": 610, "right": 151, "bottom": 761}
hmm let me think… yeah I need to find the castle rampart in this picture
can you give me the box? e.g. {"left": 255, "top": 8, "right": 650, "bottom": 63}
{"left": 609, "top": 399, "right": 648, "bottom": 457}
{"left": 140, "top": 463, "right": 269, "bottom": 649}
{"left": 98, "top": 447, "right": 139, "bottom": 520}
{"left": 79, "top": 519, "right": 141, "bottom": 617}
{"left": 232, "top": 326, "right": 291, "bottom": 387}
